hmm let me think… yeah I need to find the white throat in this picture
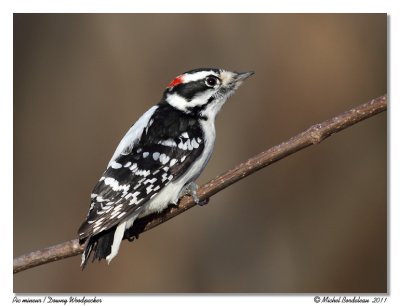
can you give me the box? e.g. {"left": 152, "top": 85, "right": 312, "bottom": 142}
{"left": 200, "top": 96, "right": 228, "bottom": 122}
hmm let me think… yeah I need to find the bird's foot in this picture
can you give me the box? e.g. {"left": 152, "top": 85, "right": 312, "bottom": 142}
{"left": 181, "top": 182, "right": 209, "bottom": 206}
{"left": 127, "top": 234, "right": 139, "bottom": 242}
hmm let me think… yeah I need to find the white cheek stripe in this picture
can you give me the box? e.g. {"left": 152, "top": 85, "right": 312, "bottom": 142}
{"left": 166, "top": 90, "right": 215, "bottom": 112}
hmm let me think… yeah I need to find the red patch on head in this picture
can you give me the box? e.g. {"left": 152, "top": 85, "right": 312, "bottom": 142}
{"left": 167, "top": 75, "right": 184, "bottom": 88}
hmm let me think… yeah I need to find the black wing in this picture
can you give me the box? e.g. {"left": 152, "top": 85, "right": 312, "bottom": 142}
{"left": 78, "top": 132, "right": 204, "bottom": 241}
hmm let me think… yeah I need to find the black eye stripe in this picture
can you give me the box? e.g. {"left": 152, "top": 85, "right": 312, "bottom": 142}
{"left": 170, "top": 80, "right": 212, "bottom": 101}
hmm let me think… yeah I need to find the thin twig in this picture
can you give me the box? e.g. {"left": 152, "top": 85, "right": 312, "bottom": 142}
{"left": 13, "top": 94, "right": 387, "bottom": 274}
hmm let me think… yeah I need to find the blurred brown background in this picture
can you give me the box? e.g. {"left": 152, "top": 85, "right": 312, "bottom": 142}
{"left": 13, "top": 14, "right": 387, "bottom": 293}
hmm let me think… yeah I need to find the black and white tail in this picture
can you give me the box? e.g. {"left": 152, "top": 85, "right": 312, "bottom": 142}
{"left": 80, "top": 227, "right": 116, "bottom": 269}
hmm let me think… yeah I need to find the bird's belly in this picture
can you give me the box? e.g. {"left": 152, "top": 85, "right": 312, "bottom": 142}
{"left": 138, "top": 181, "right": 184, "bottom": 218}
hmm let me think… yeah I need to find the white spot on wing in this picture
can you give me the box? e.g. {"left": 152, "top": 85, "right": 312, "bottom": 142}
{"left": 127, "top": 191, "right": 142, "bottom": 205}
{"left": 153, "top": 152, "right": 160, "bottom": 160}
{"left": 96, "top": 207, "right": 111, "bottom": 215}
{"left": 110, "top": 210, "right": 121, "bottom": 219}
{"left": 104, "top": 177, "right": 130, "bottom": 193}
{"left": 111, "top": 161, "right": 122, "bottom": 169}
{"left": 135, "top": 198, "right": 144, "bottom": 205}
{"left": 124, "top": 161, "right": 132, "bottom": 168}
{"left": 129, "top": 163, "right": 138, "bottom": 172}
{"left": 191, "top": 138, "right": 199, "bottom": 148}
{"left": 159, "top": 154, "right": 170, "bottom": 164}
{"left": 178, "top": 140, "right": 188, "bottom": 150}
{"left": 144, "top": 177, "right": 157, "bottom": 185}
{"left": 95, "top": 217, "right": 105, "bottom": 224}
{"left": 136, "top": 169, "right": 150, "bottom": 177}
{"left": 117, "top": 212, "right": 127, "bottom": 219}
{"left": 159, "top": 139, "right": 177, "bottom": 147}
{"left": 146, "top": 185, "right": 154, "bottom": 194}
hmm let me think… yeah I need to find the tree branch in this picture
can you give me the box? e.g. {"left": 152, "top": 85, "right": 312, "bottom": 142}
{"left": 13, "top": 94, "right": 387, "bottom": 274}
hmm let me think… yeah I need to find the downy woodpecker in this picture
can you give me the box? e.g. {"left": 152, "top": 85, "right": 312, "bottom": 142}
{"left": 78, "top": 68, "right": 254, "bottom": 268}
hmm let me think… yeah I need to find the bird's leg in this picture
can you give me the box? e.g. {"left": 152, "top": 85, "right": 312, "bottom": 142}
{"left": 180, "top": 182, "right": 209, "bottom": 206}
{"left": 126, "top": 234, "right": 139, "bottom": 242}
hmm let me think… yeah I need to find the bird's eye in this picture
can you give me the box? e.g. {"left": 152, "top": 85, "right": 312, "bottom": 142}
{"left": 205, "top": 76, "right": 219, "bottom": 88}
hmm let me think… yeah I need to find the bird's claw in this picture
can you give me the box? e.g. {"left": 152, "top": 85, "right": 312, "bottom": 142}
{"left": 181, "top": 182, "right": 209, "bottom": 206}
{"left": 127, "top": 233, "right": 139, "bottom": 242}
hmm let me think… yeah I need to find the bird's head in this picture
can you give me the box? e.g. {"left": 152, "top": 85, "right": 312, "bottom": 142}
{"left": 163, "top": 68, "right": 254, "bottom": 120}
